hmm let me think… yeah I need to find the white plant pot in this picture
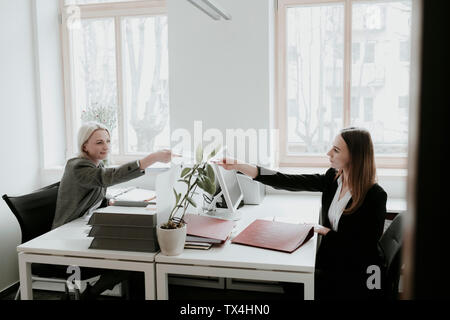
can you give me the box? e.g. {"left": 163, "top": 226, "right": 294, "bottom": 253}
{"left": 156, "top": 223, "right": 187, "bottom": 256}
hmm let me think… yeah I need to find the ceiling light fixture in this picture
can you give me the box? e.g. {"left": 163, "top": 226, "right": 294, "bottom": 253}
{"left": 186, "top": 0, "right": 232, "bottom": 21}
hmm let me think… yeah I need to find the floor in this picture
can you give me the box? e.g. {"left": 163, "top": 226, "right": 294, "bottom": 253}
{"left": 0, "top": 283, "right": 303, "bottom": 301}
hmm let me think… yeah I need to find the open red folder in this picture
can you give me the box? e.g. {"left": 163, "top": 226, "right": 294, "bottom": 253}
{"left": 231, "top": 219, "right": 314, "bottom": 253}
{"left": 184, "top": 214, "right": 235, "bottom": 243}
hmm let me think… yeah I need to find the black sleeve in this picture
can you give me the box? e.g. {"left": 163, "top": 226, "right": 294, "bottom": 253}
{"left": 252, "top": 166, "right": 335, "bottom": 193}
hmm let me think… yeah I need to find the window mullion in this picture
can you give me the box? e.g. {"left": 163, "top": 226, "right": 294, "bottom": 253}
{"left": 343, "top": 0, "right": 352, "bottom": 127}
{"left": 115, "top": 16, "right": 125, "bottom": 157}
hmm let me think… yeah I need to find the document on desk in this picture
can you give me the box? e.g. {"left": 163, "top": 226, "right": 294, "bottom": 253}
{"left": 231, "top": 219, "right": 314, "bottom": 253}
{"left": 109, "top": 187, "right": 156, "bottom": 207}
{"left": 184, "top": 214, "right": 235, "bottom": 244}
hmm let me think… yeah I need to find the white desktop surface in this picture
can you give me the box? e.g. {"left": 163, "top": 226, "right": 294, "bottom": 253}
{"left": 156, "top": 194, "right": 320, "bottom": 272}
{"left": 156, "top": 194, "right": 321, "bottom": 300}
{"left": 17, "top": 217, "right": 157, "bottom": 300}
{"left": 17, "top": 218, "right": 157, "bottom": 262}
{"left": 16, "top": 193, "right": 404, "bottom": 300}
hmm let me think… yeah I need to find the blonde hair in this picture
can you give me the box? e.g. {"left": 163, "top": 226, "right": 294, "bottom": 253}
{"left": 77, "top": 121, "right": 110, "bottom": 158}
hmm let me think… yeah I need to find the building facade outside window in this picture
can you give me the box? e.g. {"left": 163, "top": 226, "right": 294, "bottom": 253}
{"left": 277, "top": 0, "right": 413, "bottom": 168}
{"left": 61, "top": 0, "right": 169, "bottom": 163}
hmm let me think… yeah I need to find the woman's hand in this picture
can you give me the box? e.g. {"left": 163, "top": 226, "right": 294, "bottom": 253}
{"left": 153, "top": 149, "right": 178, "bottom": 164}
{"left": 215, "top": 158, "right": 258, "bottom": 179}
{"left": 216, "top": 157, "right": 240, "bottom": 170}
{"left": 139, "top": 149, "right": 180, "bottom": 169}
{"left": 305, "top": 223, "right": 331, "bottom": 236}
{"left": 313, "top": 225, "right": 331, "bottom": 236}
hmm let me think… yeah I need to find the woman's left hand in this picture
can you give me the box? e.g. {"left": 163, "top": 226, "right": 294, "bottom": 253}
{"left": 306, "top": 224, "right": 331, "bottom": 235}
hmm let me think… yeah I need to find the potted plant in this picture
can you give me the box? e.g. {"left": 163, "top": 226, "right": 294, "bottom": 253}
{"left": 156, "top": 145, "right": 218, "bottom": 255}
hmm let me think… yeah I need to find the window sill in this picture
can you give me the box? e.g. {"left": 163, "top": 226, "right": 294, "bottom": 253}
{"left": 275, "top": 166, "right": 407, "bottom": 178}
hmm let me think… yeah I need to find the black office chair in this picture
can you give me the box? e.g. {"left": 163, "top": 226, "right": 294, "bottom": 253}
{"left": 378, "top": 212, "right": 403, "bottom": 300}
{"left": 2, "top": 182, "right": 104, "bottom": 300}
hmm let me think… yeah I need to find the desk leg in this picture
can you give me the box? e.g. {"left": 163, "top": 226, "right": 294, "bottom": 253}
{"left": 18, "top": 253, "right": 32, "bottom": 300}
{"left": 304, "top": 275, "right": 315, "bottom": 300}
{"left": 156, "top": 264, "right": 169, "bottom": 300}
{"left": 144, "top": 265, "right": 155, "bottom": 300}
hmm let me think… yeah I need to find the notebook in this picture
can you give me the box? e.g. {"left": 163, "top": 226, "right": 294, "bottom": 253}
{"left": 89, "top": 237, "right": 159, "bottom": 253}
{"left": 231, "top": 219, "right": 314, "bottom": 253}
{"left": 110, "top": 187, "right": 156, "bottom": 207}
{"left": 87, "top": 206, "right": 157, "bottom": 227}
{"left": 88, "top": 225, "right": 157, "bottom": 240}
{"left": 183, "top": 214, "right": 235, "bottom": 244}
{"left": 184, "top": 241, "right": 213, "bottom": 250}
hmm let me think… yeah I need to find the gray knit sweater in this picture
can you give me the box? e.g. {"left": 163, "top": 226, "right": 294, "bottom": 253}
{"left": 52, "top": 157, "right": 145, "bottom": 229}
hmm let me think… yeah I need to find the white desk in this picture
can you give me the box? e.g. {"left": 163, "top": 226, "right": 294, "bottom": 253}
{"left": 155, "top": 194, "right": 321, "bottom": 300}
{"left": 17, "top": 218, "right": 157, "bottom": 300}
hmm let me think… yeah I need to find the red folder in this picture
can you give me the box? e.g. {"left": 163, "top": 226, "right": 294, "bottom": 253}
{"left": 231, "top": 219, "right": 314, "bottom": 253}
{"left": 184, "top": 214, "right": 235, "bottom": 243}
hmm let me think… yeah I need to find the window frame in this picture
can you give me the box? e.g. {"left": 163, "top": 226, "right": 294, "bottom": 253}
{"left": 59, "top": 0, "right": 168, "bottom": 164}
{"left": 276, "top": 0, "right": 409, "bottom": 168}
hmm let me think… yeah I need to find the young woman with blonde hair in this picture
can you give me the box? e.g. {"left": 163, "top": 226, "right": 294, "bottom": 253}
{"left": 219, "top": 127, "right": 387, "bottom": 299}
{"left": 52, "top": 121, "right": 175, "bottom": 228}
{"left": 52, "top": 121, "right": 177, "bottom": 299}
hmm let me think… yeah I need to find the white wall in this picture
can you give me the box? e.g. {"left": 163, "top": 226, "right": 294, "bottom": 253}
{"left": 168, "top": 0, "right": 276, "bottom": 165}
{"left": 34, "top": 0, "right": 66, "bottom": 169}
{"left": 0, "top": 0, "right": 42, "bottom": 291}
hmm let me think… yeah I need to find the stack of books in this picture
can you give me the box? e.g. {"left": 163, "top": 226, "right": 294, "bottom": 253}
{"left": 87, "top": 206, "right": 159, "bottom": 253}
{"left": 183, "top": 214, "right": 236, "bottom": 250}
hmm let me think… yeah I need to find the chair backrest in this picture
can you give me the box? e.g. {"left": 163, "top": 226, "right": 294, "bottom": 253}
{"left": 2, "top": 182, "right": 60, "bottom": 244}
{"left": 378, "top": 212, "right": 403, "bottom": 299}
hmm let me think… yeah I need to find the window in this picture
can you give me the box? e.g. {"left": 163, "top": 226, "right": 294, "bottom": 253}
{"left": 398, "top": 95, "right": 409, "bottom": 118}
{"left": 351, "top": 96, "right": 360, "bottom": 119}
{"left": 364, "top": 97, "right": 374, "bottom": 122}
{"left": 399, "top": 40, "right": 410, "bottom": 62}
{"left": 363, "top": 42, "right": 375, "bottom": 63}
{"left": 352, "top": 42, "right": 360, "bottom": 64}
{"left": 60, "top": 0, "right": 169, "bottom": 162}
{"left": 277, "top": 0, "right": 412, "bottom": 168}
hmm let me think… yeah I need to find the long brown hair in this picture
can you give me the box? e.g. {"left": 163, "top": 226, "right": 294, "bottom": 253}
{"left": 337, "top": 127, "right": 376, "bottom": 214}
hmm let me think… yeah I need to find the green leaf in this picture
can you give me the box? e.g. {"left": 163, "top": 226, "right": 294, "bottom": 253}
{"left": 195, "top": 144, "right": 203, "bottom": 164}
{"left": 206, "top": 164, "right": 215, "bottom": 182}
{"left": 197, "top": 180, "right": 205, "bottom": 191}
{"left": 204, "top": 177, "right": 216, "bottom": 195}
{"left": 186, "top": 197, "right": 197, "bottom": 208}
{"left": 207, "top": 145, "right": 221, "bottom": 160}
{"left": 210, "top": 180, "right": 216, "bottom": 195}
{"left": 173, "top": 188, "right": 181, "bottom": 204}
{"left": 173, "top": 188, "right": 178, "bottom": 202}
{"left": 181, "top": 167, "right": 191, "bottom": 178}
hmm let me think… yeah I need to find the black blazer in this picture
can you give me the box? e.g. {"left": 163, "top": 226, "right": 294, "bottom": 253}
{"left": 253, "top": 167, "right": 387, "bottom": 274}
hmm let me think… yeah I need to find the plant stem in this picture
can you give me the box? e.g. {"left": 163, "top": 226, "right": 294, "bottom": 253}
{"left": 169, "top": 163, "right": 200, "bottom": 223}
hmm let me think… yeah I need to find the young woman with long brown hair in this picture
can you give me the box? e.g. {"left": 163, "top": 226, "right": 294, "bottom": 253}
{"left": 218, "top": 127, "right": 387, "bottom": 299}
